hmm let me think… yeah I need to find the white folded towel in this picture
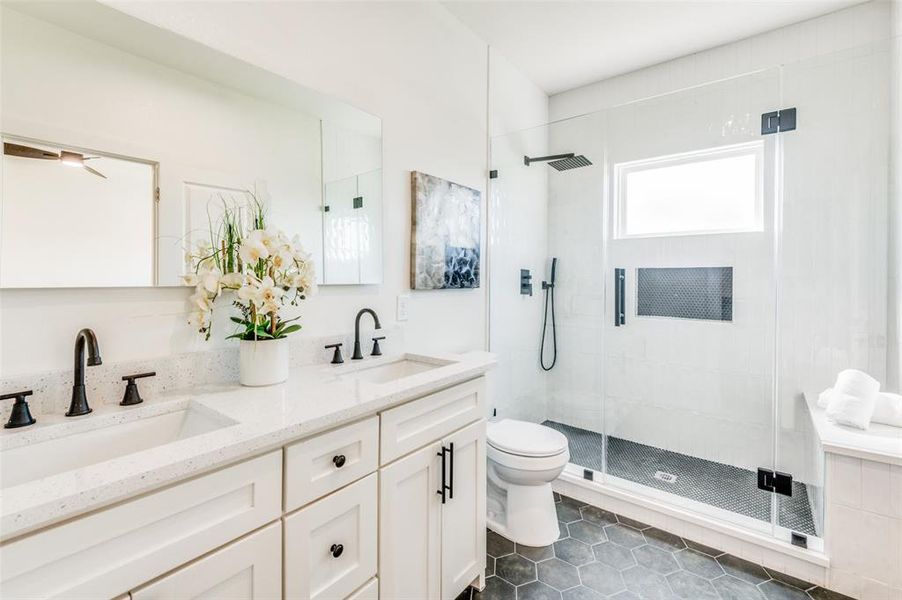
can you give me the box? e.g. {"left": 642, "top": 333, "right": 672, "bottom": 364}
{"left": 820, "top": 388, "right": 902, "bottom": 428}
{"left": 872, "top": 392, "right": 902, "bottom": 428}
{"left": 824, "top": 369, "right": 880, "bottom": 430}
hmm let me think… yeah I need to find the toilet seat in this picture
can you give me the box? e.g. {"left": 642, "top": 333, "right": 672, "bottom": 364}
{"left": 487, "top": 419, "right": 568, "bottom": 458}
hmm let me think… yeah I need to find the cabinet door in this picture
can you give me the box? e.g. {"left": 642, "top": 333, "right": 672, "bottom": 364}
{"left": 441, "top": 420, "right": 487, "bottom": 600}
{"left": 284, "top": 474, "right": 377, "bottom": 600}
{"left": 131, "top": 522, "right": 281, "bottom": 599}
{"left": 379, "top": 441, "right": 443, "bottom": 600}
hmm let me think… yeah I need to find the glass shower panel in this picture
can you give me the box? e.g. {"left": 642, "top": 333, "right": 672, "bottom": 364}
{"left": 774, "top": 41, "right": 893, "bottom": 545}
{"left": 598, "top": 69, "right": 783, "bottom": 535}
{"left": 488, "top": 123, "right": 557, "bottom": 425}
{"left": 541, "top": 112, "right": 608, "bottom": 450}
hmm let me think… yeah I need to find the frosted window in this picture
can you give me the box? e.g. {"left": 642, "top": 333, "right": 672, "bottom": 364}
{"left": 615, "top": 142, "right": 763, "bottom": 238}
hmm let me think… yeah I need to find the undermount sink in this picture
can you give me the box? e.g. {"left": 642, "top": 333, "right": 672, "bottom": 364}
{"left": 341, "top": 356, "right": 450, "bottom": 385}
{"left": 0, "top": 404, "right": 234, "bottom": 489}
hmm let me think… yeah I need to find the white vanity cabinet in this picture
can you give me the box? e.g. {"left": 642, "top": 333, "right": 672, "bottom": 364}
{"left": 379, "top": 379, "right": 487, "bottom": 600}
{"left": 0, "top": 374, "right": 489, "bottom": 600}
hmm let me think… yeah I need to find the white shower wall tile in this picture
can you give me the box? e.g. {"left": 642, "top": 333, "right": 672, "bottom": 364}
{"left": 825, "top": 453, "right": 902, "bottom": 598}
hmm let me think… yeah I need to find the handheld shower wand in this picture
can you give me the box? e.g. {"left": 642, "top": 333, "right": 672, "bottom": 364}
{"left": 540, "top": 258, "right": 558, "bottom": 371}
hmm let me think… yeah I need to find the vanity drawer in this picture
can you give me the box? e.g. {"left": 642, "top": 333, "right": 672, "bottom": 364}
{"left": 130, "top": 522, "right": 281, "bottom": 599}
{"left": 0, "top": 451, "right": 281, "bottom": 599}
{"left": 380, "top": 376, "right": 485, "bottom": 464}
{"left": 284, "top": 473, "right": 378, "bottom": 600}
{"left": 285, "top": 415, "right": 379, "bottom": 511}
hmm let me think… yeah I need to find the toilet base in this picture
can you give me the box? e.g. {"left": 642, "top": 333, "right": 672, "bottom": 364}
{"left": 487, "top": 478, "right": 560, "bottom": 547}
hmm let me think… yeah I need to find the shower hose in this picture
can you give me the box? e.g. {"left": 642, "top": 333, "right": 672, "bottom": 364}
{"left": 540, "top": 280, "right": 557, "bottom": 371}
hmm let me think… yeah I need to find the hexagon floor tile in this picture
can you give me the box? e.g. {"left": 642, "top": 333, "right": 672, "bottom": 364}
{"left": 458, "top": 495, "right": 855, "bottom": 600}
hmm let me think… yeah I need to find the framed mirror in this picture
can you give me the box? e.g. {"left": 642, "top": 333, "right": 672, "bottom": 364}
{"left": 0, "top": 1, "right": 382, "bottom": 288}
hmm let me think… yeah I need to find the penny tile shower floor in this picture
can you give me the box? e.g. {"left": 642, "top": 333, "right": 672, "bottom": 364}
{"left": 543, "top": 421, "right": 818, "bottom": 537}
{"left": 457, "top": 494, "right": 850, "bottom": 600}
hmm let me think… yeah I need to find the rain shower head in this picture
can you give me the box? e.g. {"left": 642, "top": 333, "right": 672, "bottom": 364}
{"left": 524, "top": 153, "right": 593, "bottom": 171}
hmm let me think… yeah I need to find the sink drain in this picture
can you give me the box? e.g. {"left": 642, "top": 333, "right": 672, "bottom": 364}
{"left": 654, "top": 471, "right": 677, "bottom": 484}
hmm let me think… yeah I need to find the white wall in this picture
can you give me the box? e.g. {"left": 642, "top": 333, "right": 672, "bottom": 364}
{"left": 486, "top": 48, "right": 550, "bottom": 421}
{"left": 0, "top": 2, "right": 536, "bottom": 378}
{"left": 543, "top": 1, "right": 891, "bottom": 493}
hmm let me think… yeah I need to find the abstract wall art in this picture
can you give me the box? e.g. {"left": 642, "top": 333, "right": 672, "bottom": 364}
{"left": 410, "top": 171, "right": 481, "bottom": 290}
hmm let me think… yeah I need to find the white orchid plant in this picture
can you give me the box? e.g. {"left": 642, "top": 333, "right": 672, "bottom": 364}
{"left": 184, "top": 195, "right": 315, "bottom": 341}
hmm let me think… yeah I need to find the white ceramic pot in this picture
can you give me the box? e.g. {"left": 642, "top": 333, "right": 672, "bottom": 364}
{"left": 239, "top": 338, "right": 289, "bottom": 386}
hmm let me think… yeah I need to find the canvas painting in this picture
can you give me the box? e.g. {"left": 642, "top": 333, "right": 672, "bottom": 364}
{"left": 410, "top": 171, "right": 481, "bottom": 290}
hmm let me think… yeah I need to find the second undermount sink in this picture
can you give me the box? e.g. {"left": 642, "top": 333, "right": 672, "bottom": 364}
{"left": 341, "top": 355, "right": 452, "bottom": 385}
{"left": 0, "top": 403, "right": 235, "bottom": 489}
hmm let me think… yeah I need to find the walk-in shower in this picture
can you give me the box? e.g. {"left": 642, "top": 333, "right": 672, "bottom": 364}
{"left": 488, "top": 39, "right": 891, "bottom": 549}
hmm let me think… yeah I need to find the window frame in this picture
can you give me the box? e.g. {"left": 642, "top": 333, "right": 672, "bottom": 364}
{"left": 613, "top": 140, "right": 765, "bottom": 240}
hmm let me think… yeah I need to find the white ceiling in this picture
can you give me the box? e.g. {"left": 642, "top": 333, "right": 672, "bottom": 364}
{"left": 442, "top": 0, "right": 866, "bottom": 94}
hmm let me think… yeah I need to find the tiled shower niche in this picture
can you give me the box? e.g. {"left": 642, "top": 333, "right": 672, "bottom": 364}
{"left": 636, "top": 267, "right": 733, "bottom": 322}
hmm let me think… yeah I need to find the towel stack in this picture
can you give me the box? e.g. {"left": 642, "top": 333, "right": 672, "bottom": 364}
{"left": 817, "top": 369, "right": 902, "bottom": 430}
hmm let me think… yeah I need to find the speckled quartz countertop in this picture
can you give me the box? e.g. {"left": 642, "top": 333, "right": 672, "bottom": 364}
{"left": 0, "top": 351, "right": 496, "bottom": 540}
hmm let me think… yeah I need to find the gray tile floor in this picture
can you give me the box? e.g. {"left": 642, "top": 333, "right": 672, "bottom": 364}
{"left": 458, "top": 494, "right": 850, "bottom": 600}
{"left": 543, "top": 421, "right": 818, "bottom": 536}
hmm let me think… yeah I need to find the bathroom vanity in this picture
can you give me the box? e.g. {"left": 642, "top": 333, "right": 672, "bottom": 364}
{"left": 0, "top": 352, "right": 495, "bottom": 599}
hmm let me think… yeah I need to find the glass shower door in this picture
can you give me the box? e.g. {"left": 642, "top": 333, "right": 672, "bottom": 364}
{"left": 598, "top": 69, "right": 785, "bottom": 536}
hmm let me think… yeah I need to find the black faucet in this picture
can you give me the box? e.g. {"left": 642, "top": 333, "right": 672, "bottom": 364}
{"left": 352, "top": 308, "right": 382, "bottom": 360}
{"left": 67, "top": 328, "right": 102, "bottom": 417}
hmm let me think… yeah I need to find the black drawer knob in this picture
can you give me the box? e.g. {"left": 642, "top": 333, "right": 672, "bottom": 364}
{"left": 330, "top": 543, "right": 344, "bottom": 558}
{"left": 332, "top": 454, "right": 346, "bottom": 468}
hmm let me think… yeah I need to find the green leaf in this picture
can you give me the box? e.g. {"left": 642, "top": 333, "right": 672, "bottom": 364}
{"left": 279, "top": 324, "right": 301, "bottom": 336}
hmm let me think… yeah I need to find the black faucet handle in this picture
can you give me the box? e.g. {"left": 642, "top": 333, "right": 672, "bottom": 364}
{"left": 325, "top": 343, "right": 344, "bottom": 365}
{"left": 122, "top": 372, "right": 156, "bottom": 382}
{"left": 120, "top": 372, "right": 156, "bottom": 406}
{"left": 1, "top": 390, "right": 36, "bottom": 428}
{"left": 371, "top": 336, "right": 386, "bottom": 357}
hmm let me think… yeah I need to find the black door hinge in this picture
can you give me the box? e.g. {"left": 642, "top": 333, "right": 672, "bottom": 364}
{"left": 353, "top": 196, "right": 363, "bottom": 209}
{"left": 761, "top": 108, "right": 797, "bottom": 135}
{"left": 489, "top": 169, "right": 498, "bottom": 179}
{"left": 757, "top": 468, "right": 793, "bottom": 497}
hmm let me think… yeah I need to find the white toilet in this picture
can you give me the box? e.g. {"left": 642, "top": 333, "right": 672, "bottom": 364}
{"left": 486, "top": 419, "right": 570, "bottom": 547}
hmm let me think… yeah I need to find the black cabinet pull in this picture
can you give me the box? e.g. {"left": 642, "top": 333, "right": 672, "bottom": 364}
{"left": 448, "top": 442, "right": 455, "bottom": 500}
{"left": 436, "top": 445, "right": 452, "bottom": 504}
{"left": 330, "top": 543, "right": 344, "bottom": 558}
{"left": 332, "top": 454, "right": 346, "bottom": 468}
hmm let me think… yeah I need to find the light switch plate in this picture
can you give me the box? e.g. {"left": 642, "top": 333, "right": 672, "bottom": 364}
{"left": 397, "top": 294, "right": 410, "bottom": 321}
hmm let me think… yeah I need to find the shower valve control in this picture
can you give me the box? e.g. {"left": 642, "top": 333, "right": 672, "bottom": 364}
{"left": 520, "top": 269, "right": 533, "bottom": 296}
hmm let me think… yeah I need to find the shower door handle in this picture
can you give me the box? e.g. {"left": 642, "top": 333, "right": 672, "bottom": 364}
{"left": 615, "top": 268, "right": 626, "bottom": 326}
